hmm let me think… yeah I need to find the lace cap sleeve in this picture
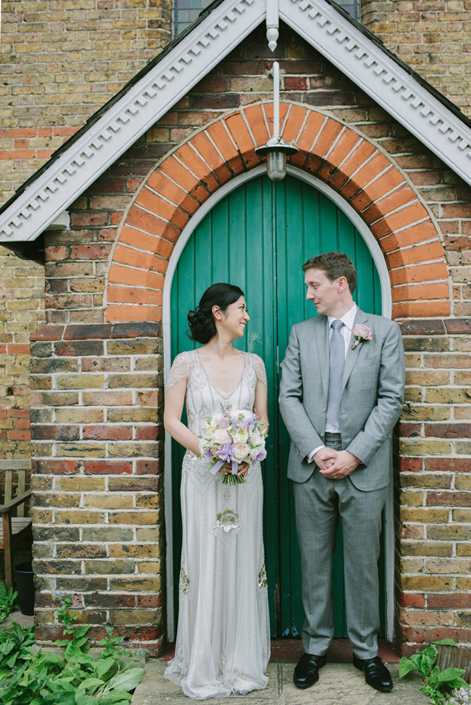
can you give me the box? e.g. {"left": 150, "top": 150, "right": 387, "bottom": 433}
{"left": 167, "top": 351, "right": 191, "bottom": 390}
{"left": 252, "top": 353, "right": 268, "bottom": 390}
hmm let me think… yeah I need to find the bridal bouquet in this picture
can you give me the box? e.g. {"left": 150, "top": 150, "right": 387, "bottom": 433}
{"left": 200, "top": 404, "right": 267, "bottom": 485}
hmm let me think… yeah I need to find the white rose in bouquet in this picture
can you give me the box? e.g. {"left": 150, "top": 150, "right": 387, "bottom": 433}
{"left": 250, "top": 446, "right": 267, "bottom": 462}
{"left": 213, "top": 428, "right": 230, "bottom": 445}
{"left": 251, "top": 429, "right": 264, "bottom": 447}
{"left": 233, "top": 442, "right": 250, "bottom": 462}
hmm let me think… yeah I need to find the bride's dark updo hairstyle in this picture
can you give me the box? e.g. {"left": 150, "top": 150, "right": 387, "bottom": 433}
{"left": 187, "top": 283, "right": 244, "bottom": 344}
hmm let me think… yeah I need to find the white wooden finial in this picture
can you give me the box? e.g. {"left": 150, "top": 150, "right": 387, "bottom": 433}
{"left": 266, "top": 0, "right": 279, "bottom": 51}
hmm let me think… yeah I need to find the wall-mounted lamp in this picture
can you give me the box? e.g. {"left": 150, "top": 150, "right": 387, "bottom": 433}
{"left": 255, "top": 62, "right": 298, "bottom": 181}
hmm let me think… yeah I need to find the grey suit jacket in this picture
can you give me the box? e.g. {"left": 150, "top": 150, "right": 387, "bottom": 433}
{"left": 279, "top": 308, "right": 405, "bottom": 491}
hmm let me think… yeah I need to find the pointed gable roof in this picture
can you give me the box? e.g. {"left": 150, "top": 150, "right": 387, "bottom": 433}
{"left": 1, "top": 0, "right": 471, "bottom": 243}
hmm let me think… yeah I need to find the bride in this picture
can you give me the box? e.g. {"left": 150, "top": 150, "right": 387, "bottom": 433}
{"left": 164, "top": 282, "right": 270, "bottom": 700}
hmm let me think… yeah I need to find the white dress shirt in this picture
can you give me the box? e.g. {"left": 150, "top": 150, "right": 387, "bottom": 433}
{"left": 308, "top": 303, "right": 356, "bottom": 462}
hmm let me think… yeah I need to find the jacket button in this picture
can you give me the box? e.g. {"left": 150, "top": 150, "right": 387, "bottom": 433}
{"left": 323, "top": 407, "right": 326, "bottom": 412}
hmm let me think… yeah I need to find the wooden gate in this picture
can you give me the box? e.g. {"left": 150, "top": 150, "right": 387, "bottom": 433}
{"left": 170, "top": 174, "right": 383, "bottom": 637}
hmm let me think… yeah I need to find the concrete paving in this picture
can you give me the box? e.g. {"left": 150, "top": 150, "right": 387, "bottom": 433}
{"left": 1, "top": 609, "right": 34, "bottom": 630}
{"left": 131, "top": 660, "right": 430, "bottom": 704}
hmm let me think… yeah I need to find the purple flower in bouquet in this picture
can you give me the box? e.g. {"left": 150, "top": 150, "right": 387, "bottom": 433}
{"left": 215, "top": 442, "right": 234, "bottom": 463}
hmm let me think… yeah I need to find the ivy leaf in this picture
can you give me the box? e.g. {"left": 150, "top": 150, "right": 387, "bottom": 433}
{"left": 43, "top": 653, "right": 63, "bottom": 666}
{"left": 6, "top": 652, "right": 18, "bottom": 668}
{"left": 436, "top": 667, "right": 466, "bottom": 683}
{"left": 408, "top": 653, "right": 423, "bottom": 667}
{"left": 75, "top": 694, "right": 101, "bottom": 705}
{"left": 417, "top": 645, "right": 438, "bottom": 676}
{"left": 41, "top": 693, "right": 76, "bottom": 705}
{"left": 399, "top": 657, "right": 418, "bottom": 678}
{"left": 432, "top": 639, "right": 458, "bottom": 647}
{"left": 64, "top": 643, "right": 85, "bottom": 660}
{"left": 0, "top": 640, "right": 15, "bottom": 655}
{"left": 102, "top": 692, "right": 132, "bottom": 703}
{"left": 445, "top": 677, "right": 471, "bottom": 690}
{"left": 95, "top": 657, "right": 116, "bottom": 679}
{"left": 73, "top": 626, "right": 91, "bottom": 640}
{"left": 77, "top": 677, "right": 106, "bottom": 692}
{"left": 102, "top": 667, "right": 146, "bottom": 693}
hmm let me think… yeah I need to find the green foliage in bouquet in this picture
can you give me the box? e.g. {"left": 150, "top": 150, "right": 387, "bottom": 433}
{"left": 0, "top": 593, "right": 146, "bottom": 705}
{"left": 399, "top": 639, "right": 470, "bottom": 705}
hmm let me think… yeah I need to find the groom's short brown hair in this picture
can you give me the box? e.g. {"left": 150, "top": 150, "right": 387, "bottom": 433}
{"left": 302, "top": 252, "right": 357, "bottom": 294}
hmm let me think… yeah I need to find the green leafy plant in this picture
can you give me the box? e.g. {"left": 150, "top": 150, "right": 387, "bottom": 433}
{"left": 0, "top": 593, "right": 146, "bottom": 705}
{"left": 399, "top": 639, "right": 470, "bottom": 705}
{"left": 53, "top": 592, "right": 77, "bottom": 633}
{"left": 0, "top": 582, "right": 18, "bottom": 623}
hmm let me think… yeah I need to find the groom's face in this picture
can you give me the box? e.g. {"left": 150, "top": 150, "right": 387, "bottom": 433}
{"left": 304, "top": 268, "right": 340, "bottom": 317}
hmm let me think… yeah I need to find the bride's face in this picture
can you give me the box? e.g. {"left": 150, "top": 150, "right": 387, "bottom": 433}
{"left": 220, "top": 296, "right": 250, "bottom": 339}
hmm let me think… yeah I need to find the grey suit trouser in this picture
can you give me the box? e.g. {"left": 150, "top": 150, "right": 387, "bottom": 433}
{"left": 292, "top": 437, "right": 388, "bottom": 659}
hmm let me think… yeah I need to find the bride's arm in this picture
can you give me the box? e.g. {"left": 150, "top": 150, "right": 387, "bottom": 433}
{"left": 164, "top": 379, "right": 201, "bottom": 456}
{"left": 254, "top": 381, "right": 269, "bottom": 434}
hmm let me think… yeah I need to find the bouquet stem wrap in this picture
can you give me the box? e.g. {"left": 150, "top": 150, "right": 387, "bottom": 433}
{"left": 209, "top": 460, "right": 238, "bottom": 476}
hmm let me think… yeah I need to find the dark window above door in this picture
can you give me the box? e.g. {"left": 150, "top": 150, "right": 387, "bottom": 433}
{"left": 174, "top": 0, "right": 361, "bottom": 36}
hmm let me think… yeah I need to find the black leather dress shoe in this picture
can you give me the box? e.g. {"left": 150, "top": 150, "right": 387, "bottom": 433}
{"left": 293, "top": 653, "right": 327, "bottom": 689}
{"left": 353, "top": 654, "right": 393, "bottom": 692}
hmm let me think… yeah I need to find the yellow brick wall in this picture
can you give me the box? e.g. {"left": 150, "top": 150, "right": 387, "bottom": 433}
{"left": 361, "top": 0, "right": 471, "bottom": 118}
{"left": 0, "top": 0, "right": 171, "bottom": 459}
{"left": 0, "top": 247, "right": 45, "bottom": 459}
{"left": 0, "top": 0, "right": 172, "bottom": 205}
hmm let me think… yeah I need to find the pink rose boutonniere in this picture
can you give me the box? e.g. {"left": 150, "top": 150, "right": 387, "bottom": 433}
{"left": 351, "top": 324, "right": 373, "bottom": 350}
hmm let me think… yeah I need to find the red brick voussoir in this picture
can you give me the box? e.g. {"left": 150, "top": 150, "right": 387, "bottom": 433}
{"left": 105, "top": 102, "right": 450, "bottom": 324}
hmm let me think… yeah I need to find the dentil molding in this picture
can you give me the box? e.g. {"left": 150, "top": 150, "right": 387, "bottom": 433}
{"left": 281, "top": 0, "right": 471, "bottom": 183}
{"left": 0, "top": 0, "right": 263, "bottom": 242}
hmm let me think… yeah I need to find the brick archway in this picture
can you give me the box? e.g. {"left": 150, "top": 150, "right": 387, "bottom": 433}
{"left": 105, "top": 102, "right": 450, "bottom": 322}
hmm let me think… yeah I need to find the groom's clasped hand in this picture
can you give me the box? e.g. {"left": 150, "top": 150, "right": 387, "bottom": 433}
{"left": 313, "top": 447, "right": 360, "bottom": 480}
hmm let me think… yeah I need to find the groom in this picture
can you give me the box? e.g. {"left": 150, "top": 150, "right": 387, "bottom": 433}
{"left": 279, "top": 252, "right": 405, "bottom": 692}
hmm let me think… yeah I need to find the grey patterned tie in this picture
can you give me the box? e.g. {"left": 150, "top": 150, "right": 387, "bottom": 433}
{"left": 326, "top": 319, "right": 345, "bottom": 430}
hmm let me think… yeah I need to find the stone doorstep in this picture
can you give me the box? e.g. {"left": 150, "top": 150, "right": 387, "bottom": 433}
{"left": 130, "top": 661, "right": 430, "bottom": 705}
{"left": 160, "top": 638, "right": 401, "bottom": 665}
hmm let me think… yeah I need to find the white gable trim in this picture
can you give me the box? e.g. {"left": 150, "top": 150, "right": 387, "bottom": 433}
{"left": 0, "top": 0, "right": 264, "bottom": 243}
{"left": 282, "top": 0, "right": 471, "bottom": 184}
{"left": 1, "top": 0, "right": 471, "bottom": 242}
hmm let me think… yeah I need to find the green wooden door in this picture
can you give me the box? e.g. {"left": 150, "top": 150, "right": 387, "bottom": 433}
{"left": 170, "top": 174, "right": 383, "bottom": 637}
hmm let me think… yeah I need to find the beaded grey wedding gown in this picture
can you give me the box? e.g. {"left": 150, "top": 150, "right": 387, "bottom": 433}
{"left": 165, "top": 350, "right": 270, "bottom": 700}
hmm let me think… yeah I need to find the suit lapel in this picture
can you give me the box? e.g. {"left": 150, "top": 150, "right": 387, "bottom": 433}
{"left": 312, "top": 315, "right": 329, "bottom": 398}
{"left": 342, "top": 308, "right": 369, "bottom": 390}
